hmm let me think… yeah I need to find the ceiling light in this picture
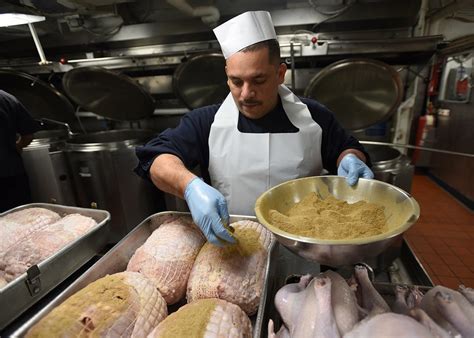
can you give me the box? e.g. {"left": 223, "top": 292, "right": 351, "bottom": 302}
{"left": 0, "top": 13, "right": 50, "bottom": 64}
{"left": 0, "top": 13, "right": 45, "bottom": 27}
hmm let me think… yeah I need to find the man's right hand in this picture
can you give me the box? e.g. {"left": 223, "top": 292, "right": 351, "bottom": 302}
{"left": 184, "top": 177, "right": 236, "bottom": 246}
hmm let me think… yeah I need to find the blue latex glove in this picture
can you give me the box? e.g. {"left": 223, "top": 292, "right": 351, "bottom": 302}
{"left": 337, "top": 153, "right": 374, "bottom": 186}
{"left": 184, "top": 177, "right": 236, "bottom": 246}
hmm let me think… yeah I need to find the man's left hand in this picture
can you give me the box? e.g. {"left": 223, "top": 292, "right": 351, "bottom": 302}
{"left": 337, "top": 154, "right": 374, "bottom": 186}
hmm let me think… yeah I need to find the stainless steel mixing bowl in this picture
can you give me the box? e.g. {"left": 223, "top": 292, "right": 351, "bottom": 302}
{"left": 254, "top": 176, "right": 420, "bottom": 266}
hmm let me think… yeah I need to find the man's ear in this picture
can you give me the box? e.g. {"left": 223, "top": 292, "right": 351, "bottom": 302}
{"left": 278, "top": 63, "right": 287, "bottom": 84}
{"left": 225, "top": 65, "right": 231, "bottom": 87}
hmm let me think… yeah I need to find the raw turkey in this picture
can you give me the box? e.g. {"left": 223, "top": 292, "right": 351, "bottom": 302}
{"left": 420, "top": 285, "right": 474, "bottom": 337}
{"left": 392, "top": 285, "right": 424, "bottom": 315}
{"left": 186, "top": 220, "right": 273, "bottom": 315}
{"left": 344, "top": 313, "right": 433, "bottom": 338}
{"left": 275, "top": 275, "right": 340, "bottom": 338}
{"left": 127, "top": 216, "right": 205, "bottom": 304}
{"left": 0, "top": 207, "right": 60, "bottom": 253}
{"left": 268, "top": 320, "right": 290, "bottom": 338}
{"left": 268, "top": 265, "right": 474, "bottom": 338}
{"left": 323, "top": 270, "right": 360, "bottom": 335}
{"left": 352, "top": 265, "right": 390, "bottom": 317}
{"left": 272, "top": 271, "right": 358, "bottom": 338}
{"left": 26, "top": 272, "right": 167, "bottom": 338}
{"left": 273, "top": 274, "right": 313, "bottom": 337}
{"left": 407, "top": 285, "right": 424, "bottom": 309}
{"left": 0, "top": 214, "right": 97, "bottom": 282}
{"left": 458, "top": 285, "right": 474, "bottom": 304}
{"left": 392, "top": 285, "right": 410, "bottom": 315}
{"left": 409, "top": 308, "right": 451, "bottom": 338}
{"left": 0, "top": 272, "right": 6, "bottom": 288}
{"left": 147, "top": 298, "right": 252, "bottom": 338}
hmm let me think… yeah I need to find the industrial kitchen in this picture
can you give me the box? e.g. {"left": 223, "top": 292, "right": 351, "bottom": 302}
{"left": 0, "top": 0, "right": 473, "bottom": 337}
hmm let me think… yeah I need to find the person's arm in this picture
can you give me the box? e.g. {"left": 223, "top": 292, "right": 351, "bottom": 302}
{"left": 135, "top": 106, "right": 215, "bottom": 184}
{"left": 150, "top": 153, "right": 196, "bottom": 198}
{"left": 336, "top": 148, "right": 367, "bottom": 166}
{"left": 16, "top": 134, "right": 34, "bottom": 153}
{"left": 150, "top": 153, "right": 235, "bottom": 246}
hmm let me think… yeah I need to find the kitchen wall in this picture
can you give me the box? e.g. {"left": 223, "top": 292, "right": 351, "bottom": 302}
{"left": 430, "top": 82, "right": 474, "bottom": 205}
{"left": 425, "top": 4, "right": 474, "bottom": 206}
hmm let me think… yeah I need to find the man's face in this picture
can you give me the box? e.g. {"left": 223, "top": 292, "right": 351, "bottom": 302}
{"left": 225, "top": 47, "right": 287, "bottom": 119}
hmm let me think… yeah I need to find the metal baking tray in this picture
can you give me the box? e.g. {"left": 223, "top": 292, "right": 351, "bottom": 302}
{"left": 0, "top": 203, "right": 110, "bottom": 330}
{"left": 13, "top": 211, "right": 272, "bottom": 337}
{"left": 253, "top": 243, "right": 432, "bottom": 337}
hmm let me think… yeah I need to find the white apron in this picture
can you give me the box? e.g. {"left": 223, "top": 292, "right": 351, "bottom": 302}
{"left": 208, "top": 85, "right": 323, "bottom": 215}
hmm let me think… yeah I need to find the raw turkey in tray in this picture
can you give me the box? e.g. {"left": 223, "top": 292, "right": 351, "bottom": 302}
{"left": 187, "top": 220, "right": 273, "bottom": 315}
{"left": 126, "top": 216, "right": 205, "bottom": 305}
{"left": 1, "top": 211, "right": 98, "bottom": 285}
{"left": 25, "top": 271, "right": 168, "bottom": 338}
{"left": 14, "top": 212, "right": 274, "bottom": 338}
{"left": 0, "top": 203, "right": 110, "bottom": 330}
{"left": 267, "top": 266, "right": 474, "bottom": 338}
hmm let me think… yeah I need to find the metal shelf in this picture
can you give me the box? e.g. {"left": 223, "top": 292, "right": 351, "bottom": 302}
{"left": 0, "top": 35, "right": 444, "bottom": 74}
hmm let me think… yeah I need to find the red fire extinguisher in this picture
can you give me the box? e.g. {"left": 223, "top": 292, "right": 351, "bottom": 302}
{"left": 455, "top": 65, "right": 469, "bottom": 101}
{"left": 427, "top": 59, "right": 443, "bottom": 97}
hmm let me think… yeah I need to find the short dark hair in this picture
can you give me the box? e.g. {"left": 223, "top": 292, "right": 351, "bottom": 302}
{"left": 240, "top": 39, "right": 281, "bottom": 65}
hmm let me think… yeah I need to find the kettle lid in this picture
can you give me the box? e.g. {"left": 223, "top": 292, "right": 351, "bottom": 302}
{"left": 0, "top": 69, "right": 75, "bottom": 123}
{"left": 62, "top": 66, "right": 155, "bottom": 121}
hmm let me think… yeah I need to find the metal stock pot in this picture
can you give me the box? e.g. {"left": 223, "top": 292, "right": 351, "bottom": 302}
{"left": 365, "top": 145, "right": 414, "bottom": 192}
{"left": 23, "top": 129, "right": 77, "bottom": 205}
{"left": 65, "top": 129, "right": 161, "bottom": 242}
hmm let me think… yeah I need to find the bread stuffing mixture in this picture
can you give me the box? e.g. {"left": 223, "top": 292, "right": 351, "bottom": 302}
{"left": 269, "top": 192, "right": 388, "bottom": 240}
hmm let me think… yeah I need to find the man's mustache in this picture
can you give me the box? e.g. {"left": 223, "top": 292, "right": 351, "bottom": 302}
{"left": 240, "top": 100, "right": 261, "bottom": 105}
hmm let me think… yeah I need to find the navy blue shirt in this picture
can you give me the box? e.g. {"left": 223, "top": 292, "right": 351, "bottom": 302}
{"left": 0, "top": 90, "right": 40, "bottom": 177}
{"left": 135, "top": 97, "right": 370, "bottom": 184}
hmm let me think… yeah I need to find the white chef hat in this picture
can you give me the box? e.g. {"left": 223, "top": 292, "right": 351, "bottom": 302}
{"left": 213, "top": 11, "right": 277, "bottom": 59}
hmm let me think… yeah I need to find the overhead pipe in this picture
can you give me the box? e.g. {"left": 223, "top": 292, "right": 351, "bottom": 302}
{"left": 360, "top": 141, "right": 474, "bottom": 158}
{"left": 166, "top": 0, "right": 220, "bottom": 26}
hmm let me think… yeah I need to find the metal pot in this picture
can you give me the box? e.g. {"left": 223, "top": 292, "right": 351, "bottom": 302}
{"left": 22, "top": 129, "right": 77, "bottom": 205}
{"left": 61, "top": 67, "right": 164, "bottom": 243}
{"left": 66, "top": 129, "right": 162, "bottom": 242}
{"left": 367, "top": 146, "right": 402, "bottom": 168}
{"left": 28, "top": 129, "right": 69, "bottom": 150}
{"left": 66, "top": 129, "right": 151, "bottom": 151}
{"left": 365, "top": 145, "right": 414, "bottom": 192}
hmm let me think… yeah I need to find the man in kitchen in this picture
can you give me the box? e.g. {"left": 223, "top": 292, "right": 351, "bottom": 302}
{"left": 0, "top": 90, "right": 40, "bottom": 212}
{"left": 135, "top": 11, "right": 373, "bottom": 246}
